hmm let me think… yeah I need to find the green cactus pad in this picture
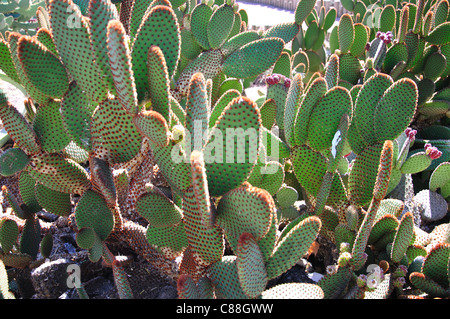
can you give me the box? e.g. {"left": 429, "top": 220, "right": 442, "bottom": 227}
{"left": 248, "top": 160, "right": 284, "bottom": 196}
{"left": 20, "top": 215, "right": 41, "bottom": 260}
{"left": 267, "top": 83, "right": 288, "bottom": 130}
{"left": 0, "top": 218, "right": 19, "bottom": 253}
{"left": 28, "top": 153, "right": 90, "bottom": 195}
{"left": 375, "top": 198, "right": 404, "bottom": 220}
{"left": 147, "top": 45, "right": 171, "bottom": 122}
{"left": 217, "top": 183, "right": 275, "bottom": 250}
{"left": 131, "top": 5, "right": 180, "bottom": 102}
{"left": 209, "top": 89, "right": 240, "bottom": 128}
{"left": 262, "top": 283, "right": 324, "bottom": 299}
{"left": 182, "top": 187, "right": 224, "bottom": 266}
{"left": 0, "top": 147, "right": 29, "bottom": 177}
{"left": 76, "top": 227, "right": 96, "bottom": 250}
{"left": 294, "top": 0, "right": 316, "bottom": 25}
{"left": 185, "top": 72, "right": 210, "bottom": 151}
{"left": 222, "top": 37, "right": 284, "bottom": 79}
{"left": 423, "top": 52, "right": 446, "bottom": 81}
{"left": 383, "top": 43, "right": 407, "bottom": 75}
{"left": 0, "top": 89, "right": 41, "bottom": 155}
{"left": 379, "top": 4, "right": 396, "bottom": 32}
{"left": 75, "top": 190, "right": 114, "bottom": 241}
{"left": 60, "top": 82, "right": 96, "bottom": 152}
{"left": 190, "top": 3, "right": 213, "bottom": 50}
{"left": 91, "top": 97, "right": 142, "bottom": 164}
{"left": 207, "top": 256, "right": 249, "bottom": 299}
{"left": 291, "top": 144, "right": 327, "bottom": 197}
{"left": 151, "top": 141, "right": 191, "bottom": 194}
{"left": 307, "top": 86, "right": 352, "bottom": 152}
{"left": 8, "top": 32, "right": 50, "bottom": 105}
{"left": 88, "top": 0, "right": 119, "bottom": 93}
{"left": 177, "top": 274, "right": 200, "bottom": 299}
{"left": 425, "top": 21, "right": 450, "bottom": 45}
{"left": 263, "top": 22, "right": 300, "bottom": 44}
{"left": 106, "top": 19, "right": 139, "bottom": 115}
{"left": 276, "top": 185, "right": 298, "bottom": 208}
{"left": 421, "top": 243, "right": 450, "bottom": 287}
{"left": 409, "top": 272, "right": 448, "bottom": 297}
{"left": 48, "top": 0, "right": 107, "bottom": 102}
{"left": 259, "top": 98, "right": 277, "bottom": 130}
{"left": 207, "top": 4, "right": 235, "bottom": 49}
{"left": 236, "top": 232, "right": 268, "bottom": 298}
{"left": 391, "top": 212, "right": 414, "bottom": 263}
{"left": 284, "top": 74, "right": 303, "bottom": 145}
{"left": 128, "top": 0, "right": 153, "bottom": 40}
{"left": 146, "top": 223, "right": 188, "bottom": 259}
{"left": 175, "top": 49, "right": 223, "bottom": 98}
{"left": 180, "top": 29, "right": 202, "bottom": 62}
{"left": 348, "top": 142, "right": 384, "bottom": 207}
{"left": 35, "top": 182, "right": 71, "bottom": 217}
{"left": 374, "top": 78, "right": 417, "bottom": 142}
{"left": 136, "top": 191, "right": 183, "bottom": 227}
{"left": 18, "top": 170, "right": 41, "bottom": 214}
{"left": 133, "top": 111, "right": 169, "bottom": 147}
{"left": 429, "top": 162, "right": 450, "bottom": 191}
{"left": 190, "top": 150, "right": 213, "bottom": 229}
{"left": 32, "top": 100, "right": 71, "bottom": 153}
{"left": 352, "top": 73, "right": 393, "bottom": 146}
{"left": 338, "top": 53, "right": 361, "bottom": 85}
{"left": 324, "top": 54, "right": 339, "bottom": 90}
{"left": 367, "top": 214, "right": 398, "bottom": 245}
{"left": 36, "top": 28, "right": 58, "bottom": 56}
{"left": 266, "top": 216, "right": 321, "bottom": 280}
{"left": 400, "top": 151, "right": 432, "bottom": 174}
{"left": 338, "top": 14, "right": 354, "bottom": 54}
{"left": 0, "top": 39, "right": 19, "bottom": 83}
{"left": 293, "top": 77, "right": 327, "bottom": 146}
{"left": 0, "top": 252, "right": 33, "bottom": 269}
{"left": 204, "top": 96, "right": 261, "bottom": 197}
{"left": 221, "top": 31, "right": 261, "bottom": 56}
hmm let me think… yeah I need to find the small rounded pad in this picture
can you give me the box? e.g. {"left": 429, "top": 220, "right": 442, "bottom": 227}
{"left": 0, "top": 218, "right": 19, "bottom": 253}
{"left": 136, "top": 191, "right": 183, "bottom": 227}
{"left": 91, "top": 97, "right": 142, "bottom": 164}
{"left": 216, "top": 182, "right": 275, "bottom": 251}
{"left": 0, "top": 147, "right": 30, "bottom": 177}
{"left": 76, "top": 227, "right": 96, "bottom": 250}
{"left": 222, "top": 37, "right": 284, "bottom": 79}
{"left": 266, "top": 216, "right": 321, "bottom": 279}
{"left": 35, "top": 182, "right": 71, "bottom": 217}
{"left": 133, "top": 110, "right": 169, "bottom": 147}
{"left": 75, "top": 190, "right": 114, "bottom": 241}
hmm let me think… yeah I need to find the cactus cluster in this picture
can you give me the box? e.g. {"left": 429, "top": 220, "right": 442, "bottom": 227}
{"left": 0, "top": 0, "right": 448, "bottom": 299}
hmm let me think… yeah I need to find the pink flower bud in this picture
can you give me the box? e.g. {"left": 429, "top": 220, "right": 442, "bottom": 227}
{"left": 284, "top": 78, "right": 291, "bottom": 89}
{"left": 376, "top": 31, "right": 382, "bottom": 38}
{"left": 272, "top": 74, "right": 281, "bottom": 85}
{"left": 425, "top": 144, "right": 442, "bottom": 160}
